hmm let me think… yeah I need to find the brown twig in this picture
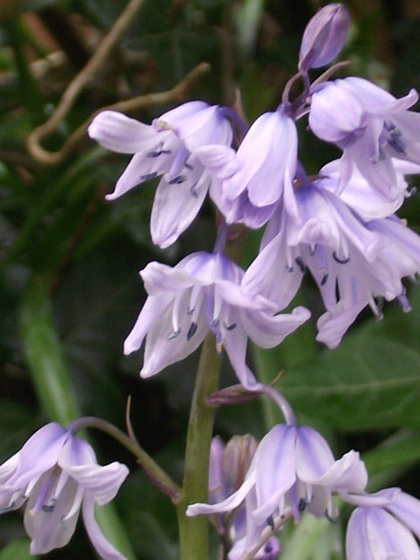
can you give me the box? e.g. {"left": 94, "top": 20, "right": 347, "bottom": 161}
{"left": 27, "top": 61, "right": 211, "bottom": 166}
{"left": 26, "top": 0, "right": 146, "bottom": 165}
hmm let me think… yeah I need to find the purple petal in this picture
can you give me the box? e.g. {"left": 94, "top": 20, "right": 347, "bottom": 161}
{"left": 320, "top": 159, "right": 404, "bottom": 220}
{"left": 295, "top": 426, "right": 335, "bottom": 482}
{"left": 342, "top": 488, "right": 401, "bottom": 508}
{"left": 82, "top": 494, "right": 127, "bottom": 560}
{"left": 88, "top": 111, "right": 160, "bottom": 154}
{"left": 59, "top": 439, "right": 129, "bottom": 506}
{"left": 316, "top": 450, "right": 368, "bottom": 493}
{"left": 309, "top": 82, "right": 365, "bottom": 144}
{"left": 105, "top": 135, "right": 177, "bottom": 201}
{"left": 25, "top": 476, "right": 80, "bottom": 554}
{"left": 240, "top": 306, "right": 310, "bottom": 349}
{"left": 123, "top": 294, "right": 174, "bottom": 356}
{"left": 243, "top": 211, "right": 303, "bottom": 309}
{"left": 195, "top": 144, "right": 239, "bottom": 180}
{"left": 222, "top": 321, "right": 260, "bottom": 390}
{"left": 316, "top": 301, "right": 365, "bottom": 349}
{"left": 140, "top": 293, "right": 208, "bottom": 377}
{"left": 5, "top": 423, "right": 68, "bottom": 490}
{"left": 253, "top": 425, "right": 297, "bottom": 523}
{"left": 187, "top": 467, "right": 257, "bottom": 516}
{"left": 387, "top": 491, "right": 420, "bottom": 540}
{"left": 223, "top": 110, "right": 297, "bottom": 207}
{"left": 346, "top": 507, "right": 419, "bottom": 560}
{"left": 157, "top": 102, "right": 233, "bottom": 151}
{"left": 150, "top": 162, "right": 210, "bottom": 248}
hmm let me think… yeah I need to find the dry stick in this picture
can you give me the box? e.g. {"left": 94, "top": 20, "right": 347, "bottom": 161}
{"left": 26, "top": 0, "right": 145, "bottom": 165}
{"left": 28, "top": 62, "right": 211, "bottom": 166}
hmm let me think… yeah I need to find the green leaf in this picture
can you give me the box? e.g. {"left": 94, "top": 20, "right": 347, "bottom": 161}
{"left": 20, "top": 277, "right": 81, "bottom": 425}
{"left": 0, "top": 539, "right": 37, "bottom": 560}
{"left": 281, "top": 514, "right": 343, "bottom": 560}
{"left": 272, "top": 291, "right": 420, "bottom": 431}
{"left": 362, "top": 430, "right": 420, "bottom": 490}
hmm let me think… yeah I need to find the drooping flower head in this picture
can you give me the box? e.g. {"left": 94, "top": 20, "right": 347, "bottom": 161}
{"left": 0, "top": 423, "right": 129, "bottom": 559}
{"left": 309, "top": 77, "right": 420, "bottom": 200}
{"left": 188, "top": 422, "right": 367, "bottom": 556}
{"left": 124, "top": 251, "right": 310, "bottom": 389}
{"left": 196, "top": 105, "right": 299, "bottom": 229}
{"left": 88, "top": 102, "right": 233, "bottom": 248}
{"left": 243, "top": 161, "right": 420, "bottom": 348}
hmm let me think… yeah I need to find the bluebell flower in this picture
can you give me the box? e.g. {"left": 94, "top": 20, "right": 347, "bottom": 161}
{"left": 243, "top": 162, "right": 420, "bottom": 348}
{"left": 208, "top": 436, "right": 280, "bottom": 559}
{"left": 196, "top": 106, "right": 298, "bottom": 228}
{"left": 123, "top": 251, "right": 310, "bottom": 389}
{"left": 309, "top": 77, "right": 420, "bottom": 200}
{"left": 0, "top": 423, "right": 129, "bottom": 559}
{"left": 344, "top": 488, "right": 420, "bottom": 560}
{"left": 88, "top": 101, "right": 233, "bottom": 248}
{"left": 298, "top": 3, "right": 350, "bottom": 72}
{"left": 188, "top": 424, "right": 367, "bottom": 553}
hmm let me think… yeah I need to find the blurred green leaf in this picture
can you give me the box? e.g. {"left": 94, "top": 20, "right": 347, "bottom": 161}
{"left": 281, "top": 514, "right": 343, "bottom": 560}
{"left": 20, "top": 277, "right": 81, "bottom": 424}
{"left": 0, "top": 539, "right": 37, "bottom": 560}
{"left": 274, "top": 291, "right": 420, "bottom": 431}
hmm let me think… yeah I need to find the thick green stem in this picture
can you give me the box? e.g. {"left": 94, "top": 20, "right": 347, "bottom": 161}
{"left": 176, "top": 334, "right": 222, "bottom": 560}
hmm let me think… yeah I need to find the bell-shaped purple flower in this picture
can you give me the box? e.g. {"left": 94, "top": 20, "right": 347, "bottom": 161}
{"left": 188, "top": 424, "right": 367, "bottom": 554}
{"left": 309, "top": 77, "right": 420, "bottom": 200}
{"left": 345, "top": 488, "right": 420, "bottom": 560}
{"left": 243, "top": 162, "right": 420, "bottom": 348}
{"left": 187, "top": 424, "right": 367, "bottom": 560}
{"left": 299, "top": 3, "right": 350, "bottom": 72}
{"left": 0, "top": 423, "right": 129, "bottom": 559}
{"left": 88, "top": 101, "right": 233, "bottom": 248}
{"left": 123, "top": 251, "right": 309, "bottom": 389}
{"left": 196, "top": 106, "right": 298, "bottom": 228}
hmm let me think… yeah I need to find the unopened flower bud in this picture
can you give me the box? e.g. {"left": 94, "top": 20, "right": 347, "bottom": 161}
{"left": 299, "top": 3, "right": 350, "bottom": 72}
{"left": 223, "top": 435, "right": 258, "bottom": 494}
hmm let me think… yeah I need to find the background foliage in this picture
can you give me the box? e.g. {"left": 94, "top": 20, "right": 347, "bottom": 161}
{"left": 1, "top": 0, "right": 420, "bottom": 558}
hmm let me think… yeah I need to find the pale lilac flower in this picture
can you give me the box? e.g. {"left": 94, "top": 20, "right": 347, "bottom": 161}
{"left": 0, "top": 423, "right": 129, "bottom": 559}
{"left": 208, "top": 436, "right": 280, "bottom": 559}
{"left": 124, "top": 251, "right": 310, "bottom": 389}
{"left": 243, "top": 164, "right": 420, "bottom": 348}
{"left": 345, "top": 488, "right": 420, "bottom": 560}
{"left": 299, "top": 3, "right": 350, "bottom": 72}
{"left": 196, "top": 106, "right": 299, "bottom": 228}
{"left": 309, "top": 77, "right": 420, "bottom": 200}
{"left": 88, "top": 102, "right": 233, "bottom": 248}
{"left": 188, "top": 424, "right": 367, "bottom": 528}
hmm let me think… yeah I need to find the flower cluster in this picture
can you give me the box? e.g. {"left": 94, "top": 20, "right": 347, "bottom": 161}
{"left": 85, "top": 5, "right": 420, "bottom": 553}
{"left": 188, "top": 390, "right": 420, "bottom": 560}
{"left": 4, "top": 4, "right": 418, "bottom": 560}
{"left": 0, "top": 423, "right": 129, "bottom": 559}
{"left": 89, "top": 3, "right": 420, "bottom": 387}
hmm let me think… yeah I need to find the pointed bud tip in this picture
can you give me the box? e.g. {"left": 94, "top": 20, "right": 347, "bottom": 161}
{"left": 299, "top": 3, "right": 350, "bottom": 72}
